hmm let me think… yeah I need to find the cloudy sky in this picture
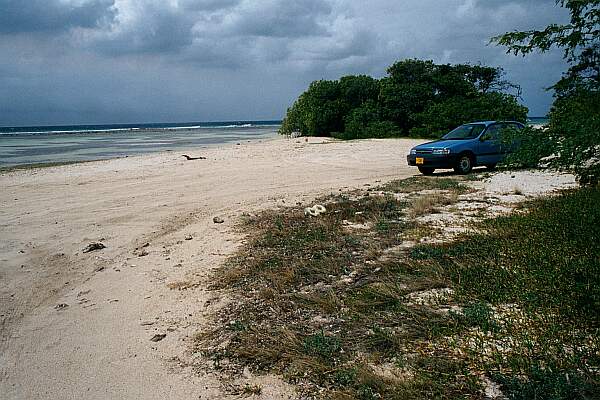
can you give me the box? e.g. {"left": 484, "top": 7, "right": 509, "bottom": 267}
{"left": 0, "top": 0, "right": 568, "bottom": 126}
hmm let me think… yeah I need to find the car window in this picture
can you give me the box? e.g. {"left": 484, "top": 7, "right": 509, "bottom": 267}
{"left": 442, "top": 124, "right": 486, "bottom": 140}
{"left": 482, "top": 124, "right": 501, "bottom": 141}
{"left": 499, "top": 123, "right": 523, "bottom": 145}
{"left": 508, "top": 123, "right": 523, "bottom": 130}
{"left": 504, "top": 123, "right": 523, "bottom": 134}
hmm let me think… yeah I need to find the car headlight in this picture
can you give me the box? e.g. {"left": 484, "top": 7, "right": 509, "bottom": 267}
{"left": 432, "top": 148, "right": 451, "bottom": 155}
{"left": 410, "top": 149, "right": 417, "bottom": 155}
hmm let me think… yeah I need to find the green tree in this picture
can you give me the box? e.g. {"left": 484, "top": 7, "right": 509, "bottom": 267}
{"left": 410, "top": 93, "right": 528, "bottom": 138}
{"left": 341, "top": 100, "right": 400, "bottom": 139}
{"left": 338, "top": 75, "right": 380, "bottom": 109}
{"left": 343, "top": 100, "right": 380, "bottom": 139}
{"left": 380, "top": 60, "right": 525, "bottom": 136}
{"left": 380, "top": 60, "right": 438, "bottom": 132}
{"left": 280, "top": 60, "right": 527, "bottom": 140}
{"left": 280, "top": 80, "right": 346, "bottom": 136}
{"left": 493, "top": 0, "right": 600, "bottom": 183}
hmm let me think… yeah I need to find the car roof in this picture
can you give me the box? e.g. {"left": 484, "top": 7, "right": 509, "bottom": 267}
{"left": 466, "top": 120, "right": 523, "bottom": 127}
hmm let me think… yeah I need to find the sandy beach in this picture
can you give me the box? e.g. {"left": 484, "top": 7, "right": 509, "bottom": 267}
{"left": 0, "top": 137, "right": 425, "bottom": 399}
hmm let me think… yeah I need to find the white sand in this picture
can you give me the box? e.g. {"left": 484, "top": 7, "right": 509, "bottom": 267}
{"left": 0, "top": 137, "right": 578, "bottom": 399}
{"left": 0, "top": 137, "right": 423, "bottom": 399}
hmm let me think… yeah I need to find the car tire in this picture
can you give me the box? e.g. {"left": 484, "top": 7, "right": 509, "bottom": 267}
{"left": 454, "top": 154, "right": 473, "bottom": 174}
{"left": 418, "top": 167, "right": 435, "bottom": 175}
{"left": 485, "top": 164, "right": 497, "bottom": 171}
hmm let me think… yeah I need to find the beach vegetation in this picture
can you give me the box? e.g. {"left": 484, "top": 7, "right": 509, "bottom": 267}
{"left": 197, "top": 175, "right": 600, "bottom": 398}
{"left": 0, "top": 160, "right": 97, "bottom": 173}
{"left": 493, "top": 0, "right": 600, "bottom": 184}
{"left": 280, "top": 60, "right": 527, "bottom": 140}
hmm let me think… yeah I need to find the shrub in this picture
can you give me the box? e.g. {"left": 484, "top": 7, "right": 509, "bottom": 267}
{"left": 503, "top": 89, "right": 600, "bottom": 184}
{"left": 280, "top": 60, "right": 526, "bottom": 140}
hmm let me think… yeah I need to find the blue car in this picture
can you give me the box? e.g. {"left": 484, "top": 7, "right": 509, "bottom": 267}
{"left": 407, "top": 121, "right": 525, "bottom": 175}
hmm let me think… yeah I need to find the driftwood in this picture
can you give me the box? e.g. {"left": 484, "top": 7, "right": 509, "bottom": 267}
{"left": 182, "top": 154, "right": 206, "bottom": 160}
{"left": 83, "top": 242, "right": 105, "bottom": 253}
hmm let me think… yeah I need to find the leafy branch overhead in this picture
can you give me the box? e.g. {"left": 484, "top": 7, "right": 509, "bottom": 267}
{"left": 492, "top": 0, "right": 599, "bottom": 94}
{"left": 493, "top": 0, "right": 600, "bottom": 184}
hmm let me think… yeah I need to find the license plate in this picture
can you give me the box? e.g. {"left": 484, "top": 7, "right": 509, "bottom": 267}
{"left": 416, "top": 157, "right": 424, "bottom": 165}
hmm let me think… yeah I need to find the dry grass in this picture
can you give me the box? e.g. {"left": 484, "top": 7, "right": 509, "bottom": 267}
{"left": 195, "top": 177, "right": 478, "bottom": 398}
{"left": 194, "top": 177, "right": 600, "bottom": 399}
{"left": 408, "top": 193, "right": 459, "bottom": 217}
{"left": 242, "top": 384, "right": 262, "bottom": 396}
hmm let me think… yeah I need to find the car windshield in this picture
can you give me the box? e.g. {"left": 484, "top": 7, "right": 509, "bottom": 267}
{"left": 442, "top": 124, "right": 486, "bottom": 140}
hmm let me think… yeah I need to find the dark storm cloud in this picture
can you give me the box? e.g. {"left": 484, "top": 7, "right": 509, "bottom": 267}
{"left": 0, "top": 0, "right": 116, "bottom": 34}
{"left": 227, "top": 0, "right": 333, "bottom": 38}
{"left": 179, "top": 0, "right": 241, "bottom": 12}
{"left": 86, "top": 0, "right": 335, "bottom": 58}
{"left": 0, "top": 0, "right": 572, "bottom": 125}
{"left": 91, "top": 2, "right": 196, "bottom": 54}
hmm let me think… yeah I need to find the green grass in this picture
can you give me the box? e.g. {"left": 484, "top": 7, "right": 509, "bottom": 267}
{"left": 410, "top": 187, "right": 600, "bottom": 398}
{"left": 197, "top": 178, "right": 600, "bottom": 399}
{"left": 380, "top": 175, "right": 471, "bottom": 194}
{"left": 413, "top": 187, "right": 600, "bottom": 320}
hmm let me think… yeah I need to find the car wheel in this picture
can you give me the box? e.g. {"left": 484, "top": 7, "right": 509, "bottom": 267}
{"left": 418, "top": 166, "right": 435, "bottom": 175}
{"left": 486, "top": 164, "right": 497, "bottom": 171}
{"left": 454, "top": 154, "right": 473, "bottom": 174}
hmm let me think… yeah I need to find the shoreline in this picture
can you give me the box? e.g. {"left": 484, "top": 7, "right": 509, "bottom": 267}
{"left": 0, "top": 136, "right": 280, "bottom": 172}
{"left": 0, "top": 125, "right": 280, "bottom": 170}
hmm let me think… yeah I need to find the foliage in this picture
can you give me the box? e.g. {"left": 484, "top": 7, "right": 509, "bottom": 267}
{"left": 502, "top": 125, "right": 552, "bottom": 169}
{"left": 548, "top": 89, "right": 600, "bottom": 184}
{"left": 341, "top": 100, "right": 401, "bottom": 139}
{"left": 492, "top": 0, "right": 599, "bottom": 94}
{"left": 507, "top": 90, "right": 600, "bottom": 184}
{"left": 462, "top": 301, "right": 499, "bottom": 333}
{"left": 410, "top": 93, "right": 527, "bottom": 138}
{"left": 279, "top": 79, "right": 347, "bottom": 136}
{"left": 280, "top": 59, "right": 527, "bottom": 139}
{"left": 493, "top": 364, "right": 594, "bottom": 400}
{"left": 493, "top": 0, "right": 600, "bottom": 183}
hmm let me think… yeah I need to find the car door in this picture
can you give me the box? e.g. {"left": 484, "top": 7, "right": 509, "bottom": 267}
{"left": 477, "top": 124, "right": 502, "bottom": 165}
{"left": 502, "top": 123, "right": 524, "bottom": 155}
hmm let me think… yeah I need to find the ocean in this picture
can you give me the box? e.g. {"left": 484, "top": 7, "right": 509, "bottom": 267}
{"left": 527, "top": 117, "right": 549, "bottom": 126}
{"left": 0, "top": 121, "right": 281, "bottom": 168}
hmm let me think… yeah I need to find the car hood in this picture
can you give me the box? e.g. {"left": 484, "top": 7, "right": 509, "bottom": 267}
{"left": 414, "top": 139, "right": 470, "bottom": 149}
